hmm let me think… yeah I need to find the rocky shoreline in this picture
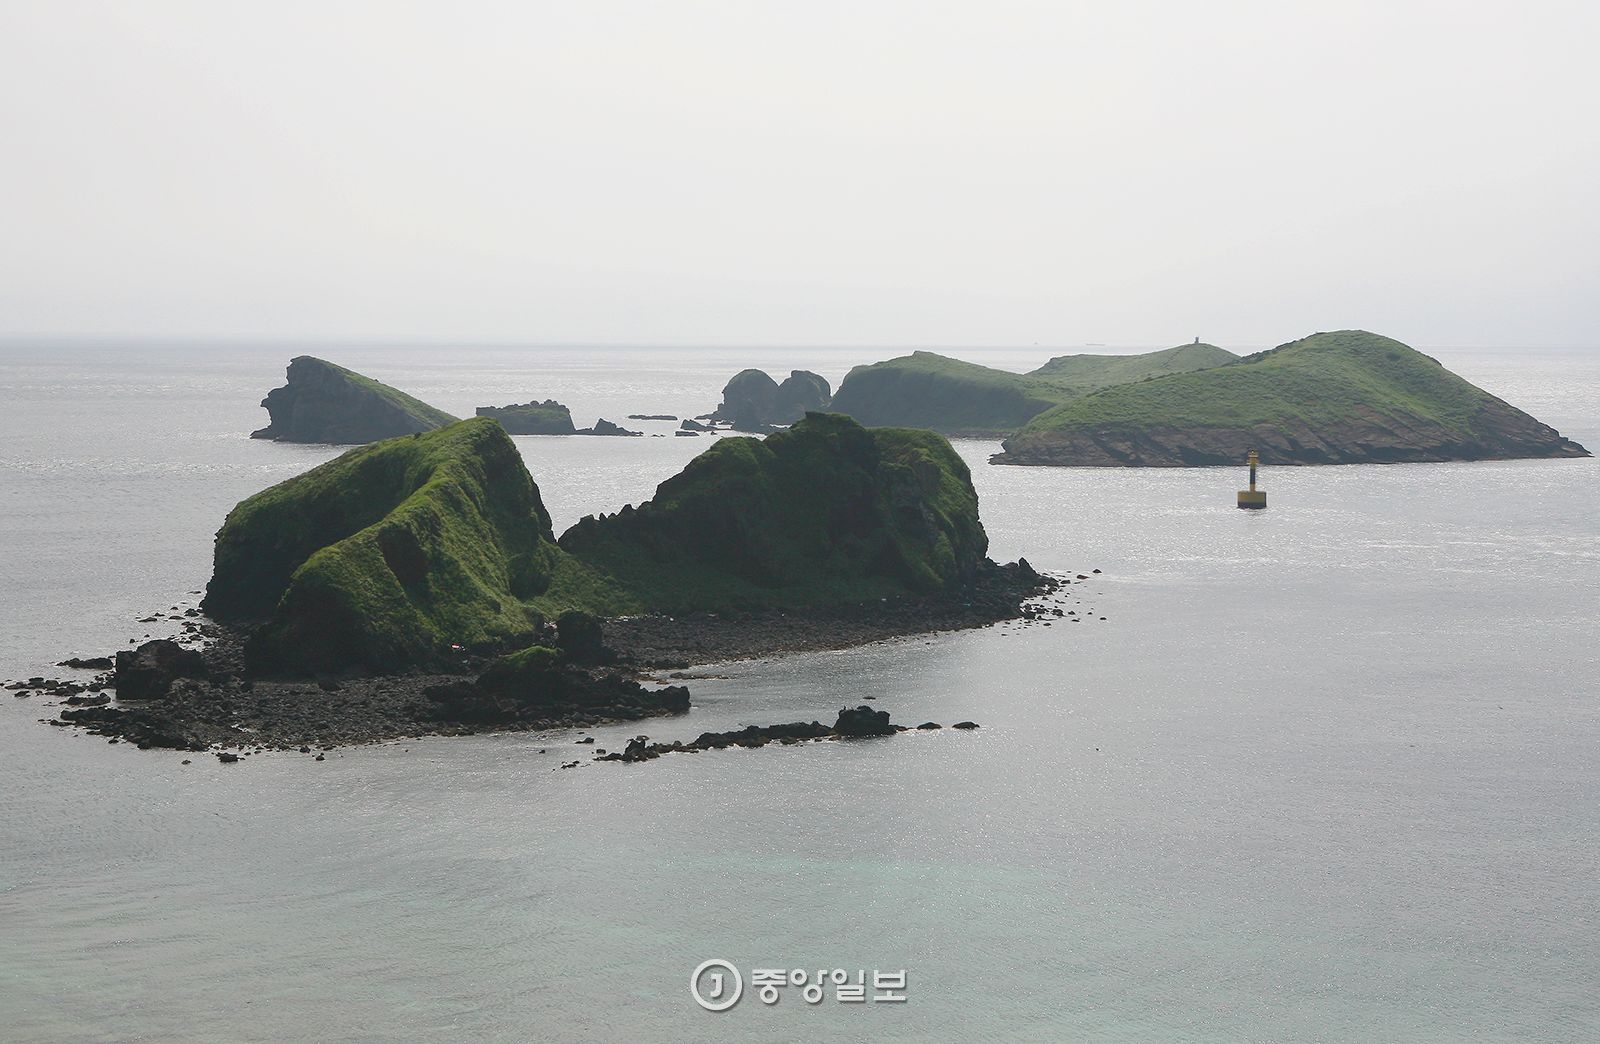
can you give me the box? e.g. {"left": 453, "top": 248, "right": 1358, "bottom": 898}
{"left": 14, "top": 565, "right": 1087, "bottom": 760}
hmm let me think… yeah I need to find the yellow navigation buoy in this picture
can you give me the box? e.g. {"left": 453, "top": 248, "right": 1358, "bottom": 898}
{"left": 1237, "top": 450, "right": 1266, "bottom": 509}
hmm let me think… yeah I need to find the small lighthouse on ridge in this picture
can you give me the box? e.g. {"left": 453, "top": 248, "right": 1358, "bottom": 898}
{"left": 1236, "top": 450, "right": 1266, "bottom": 509}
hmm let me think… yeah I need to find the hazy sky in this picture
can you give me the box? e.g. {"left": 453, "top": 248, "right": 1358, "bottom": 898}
{"left": 2, "top": 1, "right": 1596, "bottom": 347}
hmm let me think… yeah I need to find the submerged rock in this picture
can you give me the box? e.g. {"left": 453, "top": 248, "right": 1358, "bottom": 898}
{"left": 250, "top": 356, "right": 458, "bottom": 444}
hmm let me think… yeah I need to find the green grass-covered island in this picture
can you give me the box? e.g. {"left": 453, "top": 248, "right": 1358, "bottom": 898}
{"left": 203, "top": 413, "right": 1043, "bottom": 677}
{"left": 826, "top": 344, "right": 1237, "bottom": 436}
{"left": 994, "top": 331, "right": 1591, "bottom": 467}
{"left": 250, "top": 356, "right": 459, "bottom": 444}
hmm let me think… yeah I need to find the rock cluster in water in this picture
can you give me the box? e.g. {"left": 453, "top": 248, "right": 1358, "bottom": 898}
{"left": 595, "top": 705, "right": 976, "bottom": 763}
{"left": 706, "top": 368, "right": 832, "bottom": 430}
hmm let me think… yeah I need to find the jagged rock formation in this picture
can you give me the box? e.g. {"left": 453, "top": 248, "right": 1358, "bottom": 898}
{"left": 476, "top": 399, "right": 577, "bottom": 435}
{"left": 577, "top": 419, "right": 642, "bottom": 436}
{"left": 250, "top": 356, "right": 458, "bottom": 444}
{"left": 994, "top": 330, "right": 1591, "bottom": 466}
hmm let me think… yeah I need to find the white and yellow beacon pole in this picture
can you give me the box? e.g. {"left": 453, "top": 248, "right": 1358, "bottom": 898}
{"left": 1236, "top": 450, "right": 1266, "bottom": 509}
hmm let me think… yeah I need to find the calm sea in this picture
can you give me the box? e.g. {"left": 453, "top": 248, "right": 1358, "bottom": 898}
{"left": 1, "top": 341, "right": 1596, "bottom": 1042}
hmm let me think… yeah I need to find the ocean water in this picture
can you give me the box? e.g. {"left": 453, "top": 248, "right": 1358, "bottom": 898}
{"left": 0, "top": 341, "right": 1596, "bottom": 1042}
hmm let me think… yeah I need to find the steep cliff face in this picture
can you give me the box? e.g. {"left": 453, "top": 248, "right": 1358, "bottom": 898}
{"left": 250, "top": 357, "right": 458, "bottom": 444}
{"left": 995, "top": 330, "right": 1591, "bottom": 466}
{"left": 206, "top": 419, "right": 565, "bottom": 673}
{"left": 558, "top": 413, "right": 988, "bottom": 611}
{"left": 475, "top": 400, "right": 576, "bottom": 435}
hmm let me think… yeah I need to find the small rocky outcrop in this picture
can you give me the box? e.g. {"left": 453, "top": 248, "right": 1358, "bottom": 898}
{"left": 476, "top": 400, "right": 577, "bottom": 435}
{"left": 577, "top": 419, "right": 642, "bottom": 436}
{"left": 553, "top": 610, "right": 610, "bottom": 665}
{"left": 709, "top": 369, "right": 833, "bottom": 429}
{"left": 771, "top": 370, "right": 832, "bottom": 422}
{"left": 114, "top": 639, "right": 209, "bottom": 700}
{"left": 833, "top": 704, "right": 894, "bottom": 736}
{"left": 423, "top": 645, "right": 689, "bottom": 727}
{"left": 597, "top": 706, "right": 981, "bottom": 763}
{"left": 250, "top": 356, "right": 458, "bottom": 444}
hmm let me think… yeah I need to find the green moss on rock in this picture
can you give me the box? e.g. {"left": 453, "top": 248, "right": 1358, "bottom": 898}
{"left": 205, "top": 418, "right": 564, "bottom": 674}
{"left": 558, "top": 412, "right": 988, "bottom": 611}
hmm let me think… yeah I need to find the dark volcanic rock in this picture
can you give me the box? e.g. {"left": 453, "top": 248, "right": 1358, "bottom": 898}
{"left": 423, "top": 646, "right": 690, "bottom": 728}
{"left": 554, "top": 611, "right": 610, "bottom": 666}
{"left": 577, "top": 418, "right": 642, "bottom": 436}
{"left": 475, "top": 399, "right": 577, "bottom": 435}
{"left": 772, "top": 371, "right": 832, "bottom": 423}
{"left": 679, "top": 418, "right": 711, "bottom": 432}
{"left": 708, "top": 369, "right": 833, "bottom": 428}
{"left": 709, "top": 369, "right": 779, "bottom": 426}
{"left": 250, "top": 356, "right": 458, "bottom": 444}
{"left": 58, "top": 656, "right": 114, "bottom": 670}
{"left": 114, "top": 639, "right": 209, "bottom": 700}
{"left": 833, "top": 704, "right": 895, "bottom": 736}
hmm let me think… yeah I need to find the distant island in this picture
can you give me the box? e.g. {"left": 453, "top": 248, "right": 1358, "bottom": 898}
{"left": 993, "top": 330, "right": 1590, "bottom": 466}
{"left": 826, "top": 344, "right": 1237, "bottom": 436}
{"left": 475, "top": 399, "right": 577, "bottom": 435}
{"left": 250, "top": 356, "right": 457, "bottom": 444}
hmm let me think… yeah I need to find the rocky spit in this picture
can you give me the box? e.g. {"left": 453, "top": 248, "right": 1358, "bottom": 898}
{"left": 9, "top": 565, "right": 1108, "bottom": 762}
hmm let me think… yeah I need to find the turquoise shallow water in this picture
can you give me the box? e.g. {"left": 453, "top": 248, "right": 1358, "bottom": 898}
{"left": 1, "top": 343, "right": 1597, "bottom": 1042}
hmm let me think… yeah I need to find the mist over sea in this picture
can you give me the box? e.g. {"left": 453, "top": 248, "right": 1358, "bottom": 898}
{"left": 1, "top": 341, "right": 1596, "bottom": 1042}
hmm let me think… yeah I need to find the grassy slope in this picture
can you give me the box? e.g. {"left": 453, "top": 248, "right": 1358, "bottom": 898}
{"left": 1028, "top": 343, "right": 1238, "bottom": 395}
{"left": 206, "top": 418, "right": 563, "bottom": 672}
{"left": 828, "top": 351, "right": 1072, "bottom": 433}
{"left": 829, "top": 346, "right": 1238, "bottom": 434}
{"left": 1011, "top": 331, "right": 1493, "bottom": 437}
{"left": 299, "top": 356, "right": 459, "bottom": 429}
{"left": 557, "top": 413, "right": 987, "bottom": 612}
